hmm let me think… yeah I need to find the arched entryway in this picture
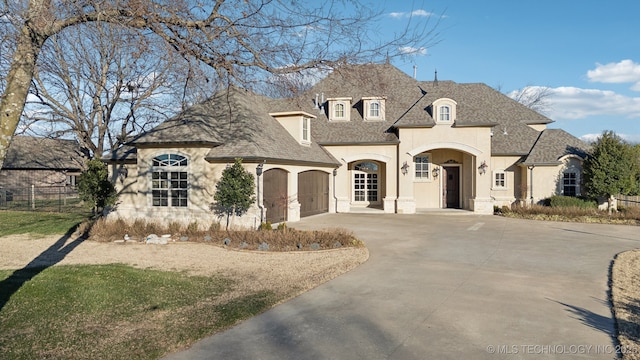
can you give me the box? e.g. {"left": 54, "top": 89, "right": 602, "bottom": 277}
{"left": 263, "top": 168, "right": 288, "bottom": 223}
{"left": 350, "top": 161, "right": 381, "bottom": 207}
{"left": 298, "top": 170, "right": 329, "bottom": 217}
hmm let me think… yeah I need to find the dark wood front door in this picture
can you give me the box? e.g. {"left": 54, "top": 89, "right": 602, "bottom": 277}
{"left": 263, "top": 169, "right": 288, "bottom": 223}
{"left": 443, "top": 166, "right": 460, "bottom": 209}
{"left": 298, "top": 171, "right": 329, "bottom": 218}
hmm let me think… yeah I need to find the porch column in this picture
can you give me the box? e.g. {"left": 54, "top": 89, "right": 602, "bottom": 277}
{"left": 396, "top": 156, "right": 416, "bottom": 214}
{"left": 287, "top": 169, "right": 301, "bottom": 222}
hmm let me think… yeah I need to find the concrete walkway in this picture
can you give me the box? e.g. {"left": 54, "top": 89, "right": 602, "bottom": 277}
{"left": 163, "top": 214, "right": 640, "bottom": 359}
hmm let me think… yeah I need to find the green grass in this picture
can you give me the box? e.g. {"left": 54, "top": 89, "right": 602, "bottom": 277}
{"left": 0, "top": 211, "right": 91, "bottom": 237}
{"left": 0, "top": 264, "right": 278, "bottom": 360}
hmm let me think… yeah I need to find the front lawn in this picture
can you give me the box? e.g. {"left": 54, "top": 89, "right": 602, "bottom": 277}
{"left": 0, "top": 264, "right": 277, "bottom": 360}
{"left": 0, "top": 210, "right": 91, "bottom": 237}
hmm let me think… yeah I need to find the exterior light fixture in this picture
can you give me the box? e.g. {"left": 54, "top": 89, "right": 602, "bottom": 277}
{"left": 256, "top": 163, "right": 264, "bottom": 176}
{"left": 333, "top": 168, "right": 338, "bottom": 176}
{"left": 478, "top": 161, "right": 488, "bottom": 175}
{"left": 401, "top": 161, "right": 410, "bottom": 175}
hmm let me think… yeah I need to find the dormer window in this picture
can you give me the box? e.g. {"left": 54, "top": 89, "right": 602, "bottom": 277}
{"left": 269, "top": 111, "right": 316, "bottom": 145}
{"left": 302, "top": 117, "right": 310, "bottom": 144}
{"left": 433, "top": 98, "right": 457, "bottom": 123}
{"left": 363, "top": 96, "right": 386, "bottom": 121}
{"left": 439, "top": 105, "right": 451, "bottom": 121}
{"left": 328, "top": 97, "right": 352, "bottom": 121}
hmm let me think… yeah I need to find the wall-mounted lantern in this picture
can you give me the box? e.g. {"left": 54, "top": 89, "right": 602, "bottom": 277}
{"left": 401, "top": 161, "right": 410, "bottom": 175}
{"left": 432, "top": 166, "right": 440, "bottom": 178}
{"left": 256, "top": 163, "right": 264, "bottom": 176}
{"left": 478, "top": 161, "right": 488, "bottom": 175}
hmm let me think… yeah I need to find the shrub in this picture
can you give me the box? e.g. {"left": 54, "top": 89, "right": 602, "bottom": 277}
{"left": 259, "top": 221, "right": 272, "bottom": 230}
{"left": 548, "top": 195, "right": 597, "bottom": 209}
{"left": 277, "top": 222, "right": 287, "bottom": 231}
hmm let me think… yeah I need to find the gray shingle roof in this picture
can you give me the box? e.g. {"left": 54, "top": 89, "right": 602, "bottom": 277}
{"left": 127, "top": 86, "right": 339, "bottom": 167}
{"left": 2, "top": 136, "right": 86, "bottom": 170}
{"left": 522, "top": 129, "right": 590, "bottom": 165}
{"left": 268, "top": 63, "right": 556, "bottom": 156}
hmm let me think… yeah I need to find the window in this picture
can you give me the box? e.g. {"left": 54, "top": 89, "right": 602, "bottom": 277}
{"left": 334, "top": 103, "right": 344, "bottom": 118}
{"left": 494, "top": 171, "right": 506, "bottom": 189}
{"left": 302, "top": 117, "right": 310, "bottom": 142}
{"left": 563, "top": 172, "right": 577, "bottom": 197}
{"left": 433, "top": 98, "right": 457, "bottom": 123}
{"left": 369, "top": 101, "right": 380, "bottom": 118}
{"left": 353, "top": 162, "right": 379, "bottom": 203}
{"left": 152, "top": 154, "right": 188, "bottom": 207}
{"left": 328, "top": 97, "right": 352, "bottom": 121}
{"left": 414, "top": 155, "right": 430, "bottom": 180}
{"left": 439, "top": 106, "right": 451, "bottom": 121}
{"left": 363, "top": 97, "right": 385, "bottom": 121}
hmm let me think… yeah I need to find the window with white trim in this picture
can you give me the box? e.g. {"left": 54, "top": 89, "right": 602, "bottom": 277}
{"left": 493, "top": 171, "right": 506, "bottom": 189}
{"left": 302, "top": 117, "right": 310, "bottom": 143}
{"left": 151, "top": 154, "right": 188, "bottom": 207}
{"left": 439, "top": 106, "right": 451, "bottom": 121}
{"left": 328, "top": 97, "right": 352, "bottom": 121}
{"left": 363, "top": 97, "right": 385, "bottom": 121}
{"left": 563, "top": 172, "right": 577, "bottom": 197}
{"left": 414, "top": 155, "right": 431, "bottom": 180}
{"left": 334, "top": 103, "right": 345, "bottom": 118}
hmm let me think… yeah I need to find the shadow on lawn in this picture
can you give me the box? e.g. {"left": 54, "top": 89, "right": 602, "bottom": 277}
{"left": 0, "top": 228, "right": 86, "bottom": 313}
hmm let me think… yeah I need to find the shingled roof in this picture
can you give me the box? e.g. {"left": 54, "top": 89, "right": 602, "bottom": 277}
{"left": 125, "top": 86, "right": 339, "bottom": 167}
{"left": 268, "top": 63, "right": 556, "bottom": 156}
{"left": 2, "top": 136, "right": 86, "bottom": 170}
{"left": 522, "top": 129, "right": 590, "bottom": 165}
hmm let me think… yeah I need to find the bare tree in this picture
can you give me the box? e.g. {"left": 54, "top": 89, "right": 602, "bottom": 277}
{"left": 22, "top": 22, "right": 209, "bottom": 157}
{"left": 508, "top": 85, "right": 553, "bottom": 115}
{"left": 0, "top": 0, "right": 440, "bottom": 167}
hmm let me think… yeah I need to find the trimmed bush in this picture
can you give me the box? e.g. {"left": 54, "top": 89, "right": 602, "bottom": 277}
{"left": 548, "top": 195, "right": 597, "bottom": 209}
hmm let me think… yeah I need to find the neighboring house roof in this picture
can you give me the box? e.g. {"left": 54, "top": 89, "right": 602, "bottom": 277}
{"left": 2, "top": 136, "right": 86, "bottom": 170}
{"left": 117, "top": 86, "right": 339, "bottom": 167}
{"left": 522, "top": 129, "right": 590, "bottom": 166}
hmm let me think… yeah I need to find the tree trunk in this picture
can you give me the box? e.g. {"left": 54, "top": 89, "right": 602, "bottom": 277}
{"left": 0, "top": 2, "right": 49, "bottom": 168}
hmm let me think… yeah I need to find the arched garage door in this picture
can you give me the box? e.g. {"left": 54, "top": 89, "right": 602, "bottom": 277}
{"left": 298, "top": 170, "right": 329, "bottom": 218}
{"left": 263, "top": 169, "right": 288, "bottom": 223}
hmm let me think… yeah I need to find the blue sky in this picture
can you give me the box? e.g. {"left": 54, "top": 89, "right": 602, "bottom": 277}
{"left": 378, "top": 1, "right": 640, "bottom": 143}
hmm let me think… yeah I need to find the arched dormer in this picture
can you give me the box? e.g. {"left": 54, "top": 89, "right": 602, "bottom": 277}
{"left": 328, "top": 97, "right": 352, "bottom": 121}
{"left": 432, "top": 98, "right": 457, "bottom": 123}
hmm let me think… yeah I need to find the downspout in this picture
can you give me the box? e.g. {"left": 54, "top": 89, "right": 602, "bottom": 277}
{"left": 332, "top": 168, "right": 338, "bottom": 212}
{"left": 256, "top": 162, "right": 265, "bottom": 225}
{"left": 528, "top": 165, "right": 535, "bottom": 205}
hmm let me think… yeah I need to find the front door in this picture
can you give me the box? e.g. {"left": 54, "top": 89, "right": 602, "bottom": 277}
{"left": 443, "top": 166, "right": 460, "bottom": 209}
{"left": 352, "top": 161, "right": 379, "bottom": 206}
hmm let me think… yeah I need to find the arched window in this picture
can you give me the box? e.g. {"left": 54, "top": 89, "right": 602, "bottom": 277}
{"left": 439, "top": 105, "right": 451, "bottom": 121}
{"left": 151, "top": 154, "right": 188, "bottom": 207}
{"left": 369, "top": 101, "right": 380, "bottom": 117}
{"left": 334, "top": 103, "right": 345, "bottom": 118}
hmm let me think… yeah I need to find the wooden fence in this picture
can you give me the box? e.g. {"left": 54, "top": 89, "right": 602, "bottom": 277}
{"left": 617, "top": 195, "right": 640, "bottom": 208}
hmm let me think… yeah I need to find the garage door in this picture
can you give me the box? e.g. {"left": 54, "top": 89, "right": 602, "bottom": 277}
{"left": 298, "top": 170, "right": 329, "bottom": 218}
{"left": 263, "top": 168, "right": 288, "bottom": 223}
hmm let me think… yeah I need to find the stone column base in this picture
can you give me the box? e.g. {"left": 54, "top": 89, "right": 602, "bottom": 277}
{"left": 396, "top": 197, "right": 416, "bottom": 214}
{"left": 470, "top": 197, "right": 494, "bottom": 214}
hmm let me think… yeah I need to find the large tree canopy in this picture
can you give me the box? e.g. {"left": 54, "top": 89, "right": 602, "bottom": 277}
{"left": 0, "top": 0, "right": 440, "bottom": 165}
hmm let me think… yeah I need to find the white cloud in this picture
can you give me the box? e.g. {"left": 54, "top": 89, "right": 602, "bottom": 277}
{"left": 389, "top": 9, "right": 436, "bottom": 18}
{"left": 587, "top": 59, "right": 640, "bottom": 90}
{"left": 399, "top": 46, "right": 427, "bottom": 56}
{"left": 580, "top": 132, "right": 640, "bottom": 144}
{"left": 537, "top": 86, "right": 640, "bottom": 120}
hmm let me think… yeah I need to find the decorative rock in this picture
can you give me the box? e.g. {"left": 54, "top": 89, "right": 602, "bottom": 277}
{"left": 204, "top": 235, "right": 212, "bottom": 242}
{"left": 310, "top": 243, "right": 320, "bottom": 250}
{"left": 124, "top": 234, "right": 130, "bottom": 241}
{"left": 333, "top": 241, "right": 342, "bottom": 248}
{"left": 223, "top": 238, "right": 231, "bottom": 246}
{"left": 240, "top": 241, "right": 249, "bottom": 249}
{"left": 296, "top": 243, "right": 303, "bottom": 250}
{"left": 258, "top": 242, "right": 269, "bottom": 251}
{"left": 146, "top": 234, "right": 168, "bottom": 245}
{"left": 180, "top": 236, "right": 189, "bottom": 241}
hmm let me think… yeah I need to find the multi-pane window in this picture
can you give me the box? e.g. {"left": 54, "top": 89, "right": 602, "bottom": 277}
{"left": 152, "top": 154, "right": 188, "bottom": 207}
{"left": 439, "top": 106, "right": 451, "bottom": 121}
{"left": 563, "top": 172, "right": 577, "bottom": 197}
{"left": 494, "top": 171, "right": 506, "bottom": 188}
{"left": 414, "top": 155, "right": 430, "bottom": 179}
{"left": 369, "top": 101, "right": 380, "bottom": 118}
{"left": 302, "top": 117, "right": 310, "bottom": 142}
{"left": 334, "top": 103, "right": 345, "bottom": 118}
{"left": 353, "top": 162, "right": 378, "bottom": 203}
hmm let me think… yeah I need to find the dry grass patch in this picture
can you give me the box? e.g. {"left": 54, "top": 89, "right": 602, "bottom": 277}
{"left": 611, "top": 250, "right": 640, "bottom": 359}
{"left": 88, "top": 217, "right": 364, "bottom": 251}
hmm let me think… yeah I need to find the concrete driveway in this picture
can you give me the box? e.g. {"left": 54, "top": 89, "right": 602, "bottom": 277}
{"left": 163, "top": 213, "right": 640, "bottom": 359}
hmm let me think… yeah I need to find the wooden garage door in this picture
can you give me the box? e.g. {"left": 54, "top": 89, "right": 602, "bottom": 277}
{"left": 298, "top": 170, "right": 329, "bottom": 218}
{"left": 263, "top": 169, "right": 288, "bottom": 223}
